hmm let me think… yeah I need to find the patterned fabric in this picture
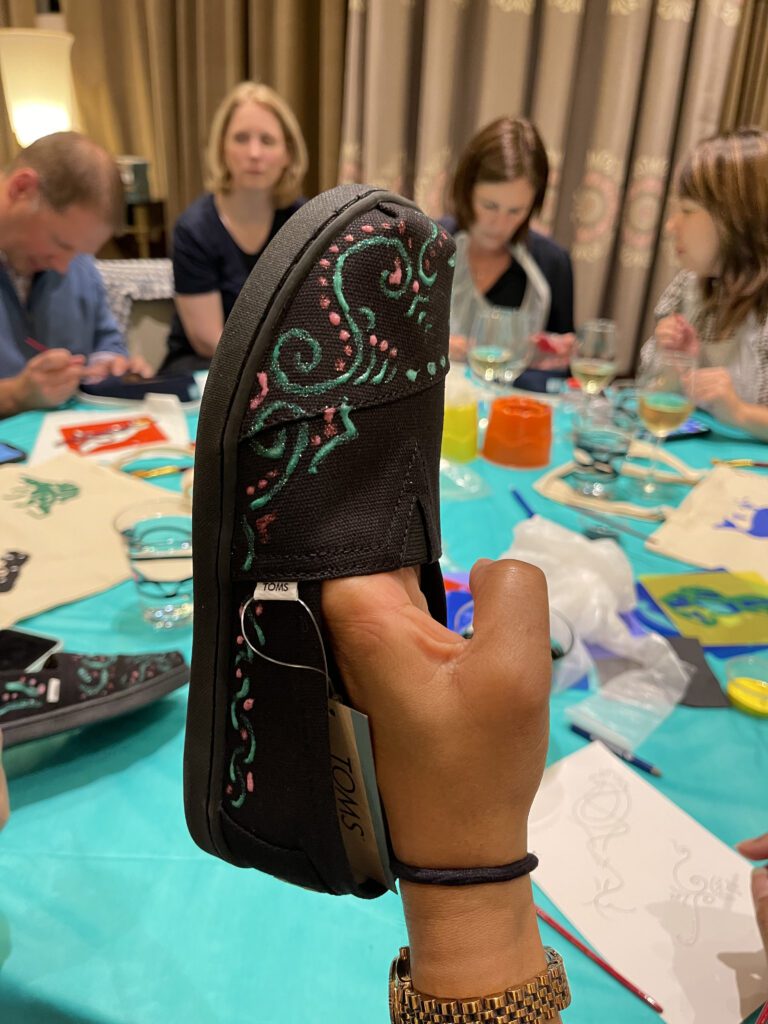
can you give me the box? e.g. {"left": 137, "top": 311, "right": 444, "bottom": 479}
{"left": 641, "top": 270, "right": 768, "bottom": 406}
{"left": 96, "top": 258, "right": 174, "bottom": 335}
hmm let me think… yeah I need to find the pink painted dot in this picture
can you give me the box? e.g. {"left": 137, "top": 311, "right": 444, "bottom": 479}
{"left": 244, "top": 698, "right": 254, "bottom": 711}
{"left": 407, "top": 238, "right": 413, "bottom": 249}
{"left": 324, "top": 407, "right": 336, "bottom": 422}
{"left": 329, "top": 311, "right": 341, "bottom": 326}
{"left": 320, "top": 296, "right": 331, "bottom": 309}
{"left": 382, "top": 222, "right": 392, "bottom": 230}
{"left": 255, "top": 603, "right": 263, "bottom": 616}
{"left": 258, "top": 479, "right": 268, "bottom": 490}
{"left": 319, "top": 258, "right": 331, "bottom": 268}
{"left": 412, "top": 280, "right": 420, "bottom": 293}
{"left": 246, "top": 485, "right": 255, "bottom": 496}
{"left": 339, "top": 329, "right": 350, "bottom": 341}
{"left": 235, "top": 668, "right": 242, "bottom": 679}
{"left": 246, "top": 772, "right": 254, "bottom": 793}
{"left": 38, "top": 683, "right": 46, "bottom": 693}
{"left": 318, "top": 276, "right": 328, "bottom": 287}
{"left": 324, "top": 423, "right": 338, "bottom": 438}
{"left": 335, "top": 358, "right": 346, "bottom": 372}
{"left": 312, "top": 435, "right": 322, "bottom": 446}
{"left": 267, "top": 470, "right": 278, "bottom": 479}
{"left": 361, "top": 224, "right": 374, "bottom": 233}
{"left": 398, "top": 221, "right": 406, "bottom": 235}
{"left": 390, "top": 347, "right": 398, "bottom": 358}
{"left": 425, "top": 259, "right": 431, "bottom": 270}
{"left": 344, "top": 345, "right": 353, "bottom": 356}
{"left": 329, "top": 244, "right": 339, "bottom": 253}
{"left": 369, "top": 334, "right": 378, "bottom": 347}
{"left": 345, "top": 234, "right": 354, "bottom": 242}
{"left": 226, "top": 784, "right": 233, "bottom": 795}
{"left": 379, "top": 339, "right": 389, "bottom": 352}
{"left": 241, "top": 729, "right": 247, "bottom": 740}
{"left": 237, "top": 636, "right": 244, "bottom": 645}
{"left": 2, "top": 694, "right": 8, "bottom": 702}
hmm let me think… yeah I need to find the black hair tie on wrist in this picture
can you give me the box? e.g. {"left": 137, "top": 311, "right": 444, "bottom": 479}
{"left": 391, "top": 851, "right": 539, "bottom": 886}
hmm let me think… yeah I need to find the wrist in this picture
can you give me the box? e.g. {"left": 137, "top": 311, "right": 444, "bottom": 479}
{"left": 0, "top": 375, "right": 27, "bottom": 417}
{"left": 401, "top": 874, "right": 545, "bottom": 998}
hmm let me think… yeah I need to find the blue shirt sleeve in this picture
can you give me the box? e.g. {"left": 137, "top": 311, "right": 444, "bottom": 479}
{"left": 81, "top": 258, "right": 127, "bottom": 360}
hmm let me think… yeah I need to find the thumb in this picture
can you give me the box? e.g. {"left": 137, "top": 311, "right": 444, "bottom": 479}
{"left": 468, "top": 558, "right": 550, "bottom": 681}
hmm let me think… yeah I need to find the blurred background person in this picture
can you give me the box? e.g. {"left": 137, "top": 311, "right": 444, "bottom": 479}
{"left": 162, "top": 82, "right": 308, "bottom": 374}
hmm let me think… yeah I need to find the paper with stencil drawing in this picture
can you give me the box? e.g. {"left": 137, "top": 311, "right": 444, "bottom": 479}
{"left": 529, "top": 744, "right": 766, "bottom": 1024}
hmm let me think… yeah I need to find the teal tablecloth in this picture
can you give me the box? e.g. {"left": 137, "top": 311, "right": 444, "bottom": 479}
{"left": 0, "top": 403, "right": 766, "bottom": 1024}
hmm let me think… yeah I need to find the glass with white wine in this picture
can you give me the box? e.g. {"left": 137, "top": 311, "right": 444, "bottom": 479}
{"left": 572, "top": 319, "right": 618, "bottom": 398}
{"left": 467, "top": 307, "right": 534, "bottom": 386}
{"left": 637, "top": 350, "right": 696, "bottom": 494}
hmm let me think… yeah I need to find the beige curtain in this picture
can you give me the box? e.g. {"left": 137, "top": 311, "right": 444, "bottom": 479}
{"left": 0, "top": 0, "right": 38, "bottom": 166}
{"left": 60, "top": 0, "right": 347, "bottom": 230}
{"left": 721, "top": 0, "right": 768, "bottom": 131}
{"left": 340, "top": 0, "right": 746, "bottom": 372}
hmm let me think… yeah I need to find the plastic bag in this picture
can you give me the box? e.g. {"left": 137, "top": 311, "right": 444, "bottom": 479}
{"left": 502, "top": 516, "right": 692, "bottom": 749}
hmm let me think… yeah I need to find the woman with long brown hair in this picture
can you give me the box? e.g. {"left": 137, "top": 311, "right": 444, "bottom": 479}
{"left": 645, "top": 128, "right": 768, "bottom": 438}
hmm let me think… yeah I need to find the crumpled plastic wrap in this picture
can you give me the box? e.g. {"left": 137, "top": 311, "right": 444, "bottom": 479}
{"left": 502, "top": 516, "right": 692, "bottom": 750}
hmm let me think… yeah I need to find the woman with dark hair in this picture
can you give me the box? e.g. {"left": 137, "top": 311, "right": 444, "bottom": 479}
{"left": 163, "top": 82, "right": 308, "bottom": 374}
{"left": 445, "top": 116, "right": 575, "bottom": 390}
{"left": 644, "top": 128, "right": 768, "bottom": 438}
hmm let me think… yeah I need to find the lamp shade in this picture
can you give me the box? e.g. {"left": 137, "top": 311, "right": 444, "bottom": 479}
{"left": 0, "top": 29, "right": 75, "bottom": 147}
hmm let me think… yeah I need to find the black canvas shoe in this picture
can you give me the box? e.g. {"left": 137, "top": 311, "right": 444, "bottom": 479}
{"left": 184, "top": 185, "right": 455, "bottom": 898}
{"left": 0, "top": 651, "right": 188, "bottom": 746}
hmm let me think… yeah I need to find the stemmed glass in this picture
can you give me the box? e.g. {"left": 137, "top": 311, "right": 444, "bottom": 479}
{"left": 571, "top": 319, "right": 618, "bottom": 401}
{"left": 466, "top": 307, "right": 534, "bottom": 386}
{"left": 637, "top": 350, "right": 696, "bottom": 495}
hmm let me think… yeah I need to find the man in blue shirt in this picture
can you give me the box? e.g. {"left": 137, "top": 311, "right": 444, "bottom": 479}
{"left": 0, "top": 132, "right": 149, "bottom": 418}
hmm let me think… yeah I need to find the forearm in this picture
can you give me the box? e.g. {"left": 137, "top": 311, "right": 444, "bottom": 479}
{"left": 734, "top": 401, "right": 768, "bottom": 442}
{"left": 0, "top": 375, "right": 24, "bottom": 418}
{"left": 401, "top": 876, "right": 551, "bottom": 1004}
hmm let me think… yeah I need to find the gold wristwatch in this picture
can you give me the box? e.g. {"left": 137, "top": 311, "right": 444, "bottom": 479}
{"left": 389, "top": 945, "right": 571, "bottom": 1023}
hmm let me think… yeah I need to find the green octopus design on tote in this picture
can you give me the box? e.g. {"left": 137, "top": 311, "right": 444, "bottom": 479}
{"left": 6, "top": 477, "right": 80, "bottom": 517}
{"left": 240, "top": 216, "right": 450, "bottom": 522}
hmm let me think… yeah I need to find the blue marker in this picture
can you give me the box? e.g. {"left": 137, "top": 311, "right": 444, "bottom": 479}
{"left": 569, "top": 724, "right": 662, "bottom": 777}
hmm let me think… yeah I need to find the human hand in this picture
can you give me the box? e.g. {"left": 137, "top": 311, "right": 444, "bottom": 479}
{"left": 449, "top": 334, "right": 468, "bottom": 362}
{"left": 736, "top": 833, "right": 768, "bottom": 958}
{"left": 84, "top": 353, "right": 153, "bottom": 381}
{"left": 15, "top": 349, "right": 86, "bottom": 411}
{"left": 0, "top": 730, "right": 9, "bottom": 832}
{"left": 690, "top": 366, "right": 744, "bottom": 426}
{"left": 322, "top": 558, "right": 551, "bottom": 869}
{"left": 655, "top": 314, "right": 700, "bottom": 357}
{"left": 531, "top": 332, "right": 575, "bottom": 370}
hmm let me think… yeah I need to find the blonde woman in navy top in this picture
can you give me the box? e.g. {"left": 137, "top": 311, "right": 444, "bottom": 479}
{"left": 164, "top": 82, "right": 307, "bottom": 374}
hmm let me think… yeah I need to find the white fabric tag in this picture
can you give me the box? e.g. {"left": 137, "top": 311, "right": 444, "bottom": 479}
{"left": 46, "top": 677, "right": 61, "bottom": 703}
{"left": 251, "top": 582, "right": 299, "bottom": 602}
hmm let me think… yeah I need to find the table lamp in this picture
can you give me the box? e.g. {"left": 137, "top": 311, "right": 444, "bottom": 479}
{"left": 0, "top": 27, "right": 76, "bottom": 147}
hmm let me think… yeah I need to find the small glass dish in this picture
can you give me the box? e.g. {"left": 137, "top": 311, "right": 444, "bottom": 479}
{"left": 724, "top": 652, "right": 768, "bottom": 717}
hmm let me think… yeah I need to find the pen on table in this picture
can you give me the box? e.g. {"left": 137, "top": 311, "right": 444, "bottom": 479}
{"left": 575, "top": 505, "right": 651, "bottom": 541}
{"left": 755, "top": 997, "right": 768, "bottom": 1024}
{"left": 510, "top": 488, "right": 535, "bottom": 519}
{"left": 535, "top": 905, "right": 664, "bottom": 1015}
{"left": 24, "top": 335, "right": 48, "bottom": 353}
{"left": 569, "top": 723, "right": 662, "bottom": 777}
{"left": 712, "top": 458, "right": 768, "bottom": 469}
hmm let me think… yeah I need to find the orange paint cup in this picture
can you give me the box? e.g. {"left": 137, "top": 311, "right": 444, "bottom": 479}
{"left": 483, "top": 396, "right": 552, "bottom": 468}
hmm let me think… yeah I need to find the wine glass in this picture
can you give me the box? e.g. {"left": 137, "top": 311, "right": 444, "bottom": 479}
{"left": 572, "top": 319, "right": 618, "bottom": 401}
{"left": 466, "top": 307, "right": 534, "bottom": 386}
{"left": 637, "top": 350, "right": 696, "bottom": 495}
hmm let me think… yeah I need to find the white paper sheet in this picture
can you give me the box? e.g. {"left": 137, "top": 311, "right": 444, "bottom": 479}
{"left": 30, "top": 394, "right": 189, "bottom": 465}
{"left": 530, "top": 743, "right": 766, "bottom": 1023}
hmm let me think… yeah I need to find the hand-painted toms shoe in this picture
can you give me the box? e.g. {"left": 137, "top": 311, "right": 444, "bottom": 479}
{"left": 0, "top": 651, "right": 188, "bottom": 746}
{"left": 184, "top": 185, "right": 455, "bottom": 898}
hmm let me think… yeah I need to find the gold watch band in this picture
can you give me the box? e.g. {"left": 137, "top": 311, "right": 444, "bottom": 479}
{"left": 389, "top": 945, "right": 571, "bottom": 1023}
